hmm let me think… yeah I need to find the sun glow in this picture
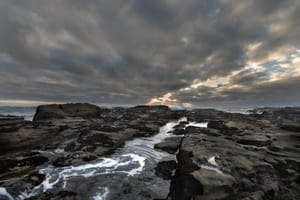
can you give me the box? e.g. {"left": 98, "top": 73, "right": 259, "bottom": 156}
{"left": 0, "top": 100, "right": 61, "bottom": 106}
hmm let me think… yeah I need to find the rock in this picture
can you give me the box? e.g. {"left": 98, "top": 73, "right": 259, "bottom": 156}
{"left": 241, "top": 191, "right": 264, "bottom": 200}
{"left": 280, "top": 122, "right": 300, "bottom": 132}
{"left": 27, "top": 191, "right": 77, "bottom": 200}
{"left": 22, "top": 172, "right": 45, "bottom": 187}
{"left": 121, "top": 182, "right": 133, "bottom": 194}
{"left": 168, "top": 107, "right": 300, "bottom": 200}
{"left": 207, "top": 120, "right": 240, "bottom": 135}
{"left": 192, "top": 167, "right": 236, "bottom": 200}
{"left": 154, "top": 137, "right": 182, "bottom": 154}
{"left": 168, "top": 168, "right": 203, "bottom": 200}
{"left": 185, "top": 126, "right": 220, "bottom": 136}
{"left": 167, "top": 150, "right": 202, "bottom": 200}
{"left": 155, "top": 160, "right": 177, "bottom": 180}
{"left": 172, "top": 128, "right": 186, "bottom": 135}
{"left": 207, "top": 120, "right": 226, "bottom": 130}
{"left": 172, "top": 122, "right": 187, "bottom": 135}
{"left": 2, "top": 172, "right": 46, "bottom": 196}
{"left": 0, "top": 118, "right": 26, "bottom": 132}
{"left": 16, "top": 155, "right": 49, "bottom": 167}
{"left": 33, "top": 103, "right": 102, "bottom": 121}
{"left": 1, "top": 104, "right": 300, "bottom": 199}
{"left": 0, "top": 155, "right": 48, "bottom": 180}
{"left": 127, "top": 105, "right": 171, "bottom": 113}
{"left": 251, "top": 107, "right": 300, "bottom": 125}
{"left": 236, "top": 138, "right": 271, "bottom": 147}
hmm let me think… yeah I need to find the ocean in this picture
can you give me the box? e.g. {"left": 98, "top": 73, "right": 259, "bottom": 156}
{"left": 0, "top": 106, "right": 36, "bottom": 121}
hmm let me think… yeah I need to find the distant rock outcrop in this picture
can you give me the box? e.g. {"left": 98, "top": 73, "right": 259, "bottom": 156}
{"left": 33, "top": 103, "right": 103, "bottom": 121}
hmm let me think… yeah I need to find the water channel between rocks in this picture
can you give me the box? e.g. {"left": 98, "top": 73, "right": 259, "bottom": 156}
{"left": 1, "top": 117, "right": 208, "bottom": 200}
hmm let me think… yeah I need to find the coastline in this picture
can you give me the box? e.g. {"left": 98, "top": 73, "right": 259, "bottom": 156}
{"left": 0, "top": 103, "right": 299, "bottom": 199}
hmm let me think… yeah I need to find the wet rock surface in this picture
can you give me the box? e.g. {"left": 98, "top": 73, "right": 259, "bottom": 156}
{"left": 0, "top": 104, "right": 299, "bottom": 199}
{"left": 167, "top": 107, "right": 300, "bottom": 200}
{"left": 155, "top": 160, "right": 177, "bottom": 180}
{"left": 27, "top": 191, "right": 77, "bottom": 200}
{"left": 154, "top": 137, "right": 182, "bottom": 154}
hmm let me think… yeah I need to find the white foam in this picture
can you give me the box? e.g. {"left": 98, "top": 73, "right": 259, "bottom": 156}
{"left": 0, "top": 187, "right": 14, "bottom": 200}
{"left": 124, "top": 154, "right": 146, "bottom": 176}
{"left": 122, "top": 117, "right": 189, "bottom": 162}
{"left": 41, "top": 174, "right": 60, "bottom": 192}
{"left": 14, "top": 118, "right": 187, "bottom": 199}
{"left": 16, "top": 153, "right": 146, "bottom": 199}
{"left": 31, "top": 150, "right": 55, "bottom": 155}
{"left": 185, "top": 122, "right": 208, "bottom": 128}
{"left": 208, "top": 156, "right": 218, "bottom": 166}
{"left": 160, "top": 117, "right": 187, "bottom": 134}
{"left": 54, "top": 139, "right": 76, "bottom": 154}
{"left": 92, "top": 187, "right": 109, "bottom": 200}
{"left": 54, "top": 147, "right": 65, "bottom": 153}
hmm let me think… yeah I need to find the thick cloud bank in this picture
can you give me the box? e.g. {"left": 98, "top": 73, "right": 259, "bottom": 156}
{"left": 0, "top": 0, "right": 299, "bottom": 107}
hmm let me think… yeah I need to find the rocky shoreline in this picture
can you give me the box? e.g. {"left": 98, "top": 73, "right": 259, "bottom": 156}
{"left": 0, "top": 103, "right": 299, "bottom": 199}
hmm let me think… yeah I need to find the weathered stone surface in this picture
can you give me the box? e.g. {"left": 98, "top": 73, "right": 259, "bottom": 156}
{"left": 1, "top": 104, "right": 299, "bottom": 200}
{"left": 167, "top": 107, "right": 300, "bottom": 200}
{"left": 154, "top": 137, "right": 182, "bottom": 154}
{"left": 0, "top": 103, "right": 174, "bottom": 184}
{"left": 192, "top": 168, "right": 236, "bottom": 200}
{"left": 27, "top": 191, "right": 77, "bottom": 200}
{"left": 0, "top": 155, "right": 48, "bottom": 182}
{"left": 280, "top": 122, "right": 300, "bottom": 132}
{"left": 168, "top": 150, "right": 203, "bottom": 200}
{"left": 155, "top": 160, "right": 177, "bottom": 180}
{"left": 33, "top": 103, "right": 103, "bottom": 121}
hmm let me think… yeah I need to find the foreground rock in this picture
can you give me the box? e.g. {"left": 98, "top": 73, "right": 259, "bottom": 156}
{"left": 154, "top": 137, "right": 182, "bottom": 154}
{"left": 0, "top": 104, "right": 175, "bottom": 192}
{"left": 0, "top": 105, "right": 299, "bottom": 200}
{"left": 167, "top": 107, "right": 300, "bottom": 200}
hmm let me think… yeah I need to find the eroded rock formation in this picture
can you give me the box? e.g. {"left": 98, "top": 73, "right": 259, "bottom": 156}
{"left": 0, "top": 104, "right": 299, "bottom": 199}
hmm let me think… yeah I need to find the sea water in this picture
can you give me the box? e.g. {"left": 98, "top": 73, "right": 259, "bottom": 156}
{"left": 0, "top": 118, "right": 207, "bottom": 200}
{"left": 0, "top": 106, "right": 36, "bottom": 121}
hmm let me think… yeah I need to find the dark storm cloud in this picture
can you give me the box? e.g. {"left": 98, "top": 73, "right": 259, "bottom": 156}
{"left": 0, "top": 0, "right": 299, "bottom": 106}
{"left": 132, "top": 0, "right": 179, "bottom": 30}
{"left": 173, "top": 75, "right": 300, "bottom": 107}
{"left": 229, "top": 70, "right": 270, "bottom": 86}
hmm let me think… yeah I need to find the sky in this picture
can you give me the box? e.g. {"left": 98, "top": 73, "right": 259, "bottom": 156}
{"left": 0, "top": 0, "right": 300, "bottom": 108}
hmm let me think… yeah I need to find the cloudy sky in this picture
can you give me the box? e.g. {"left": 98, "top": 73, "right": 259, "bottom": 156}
{"left": 0, "top": 0, "right": 300, "bottom": 108}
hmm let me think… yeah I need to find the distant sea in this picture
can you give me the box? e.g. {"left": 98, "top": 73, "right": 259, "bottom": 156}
{"left": 0, "top": 106, "right": 36, "bottom": 121}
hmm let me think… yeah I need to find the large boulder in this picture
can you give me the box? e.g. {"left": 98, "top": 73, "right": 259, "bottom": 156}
{"left": 33, "top": 103, "right": 102, "bottom": 121}
{"left": 154, "top": 137, "right": 182, "bottom": 154}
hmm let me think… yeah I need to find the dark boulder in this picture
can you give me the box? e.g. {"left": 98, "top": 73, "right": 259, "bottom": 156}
{"left": 33, "top": 103, "right": 102, "bottom": 121}
{"left": 154, "top": 137, "right": 182, "bottom": 154}
{"left": 168, "top": 150, "right": 203, "bottom": 200}
{"left": 155, "top": 160, "right": 177, "bottom": 180}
